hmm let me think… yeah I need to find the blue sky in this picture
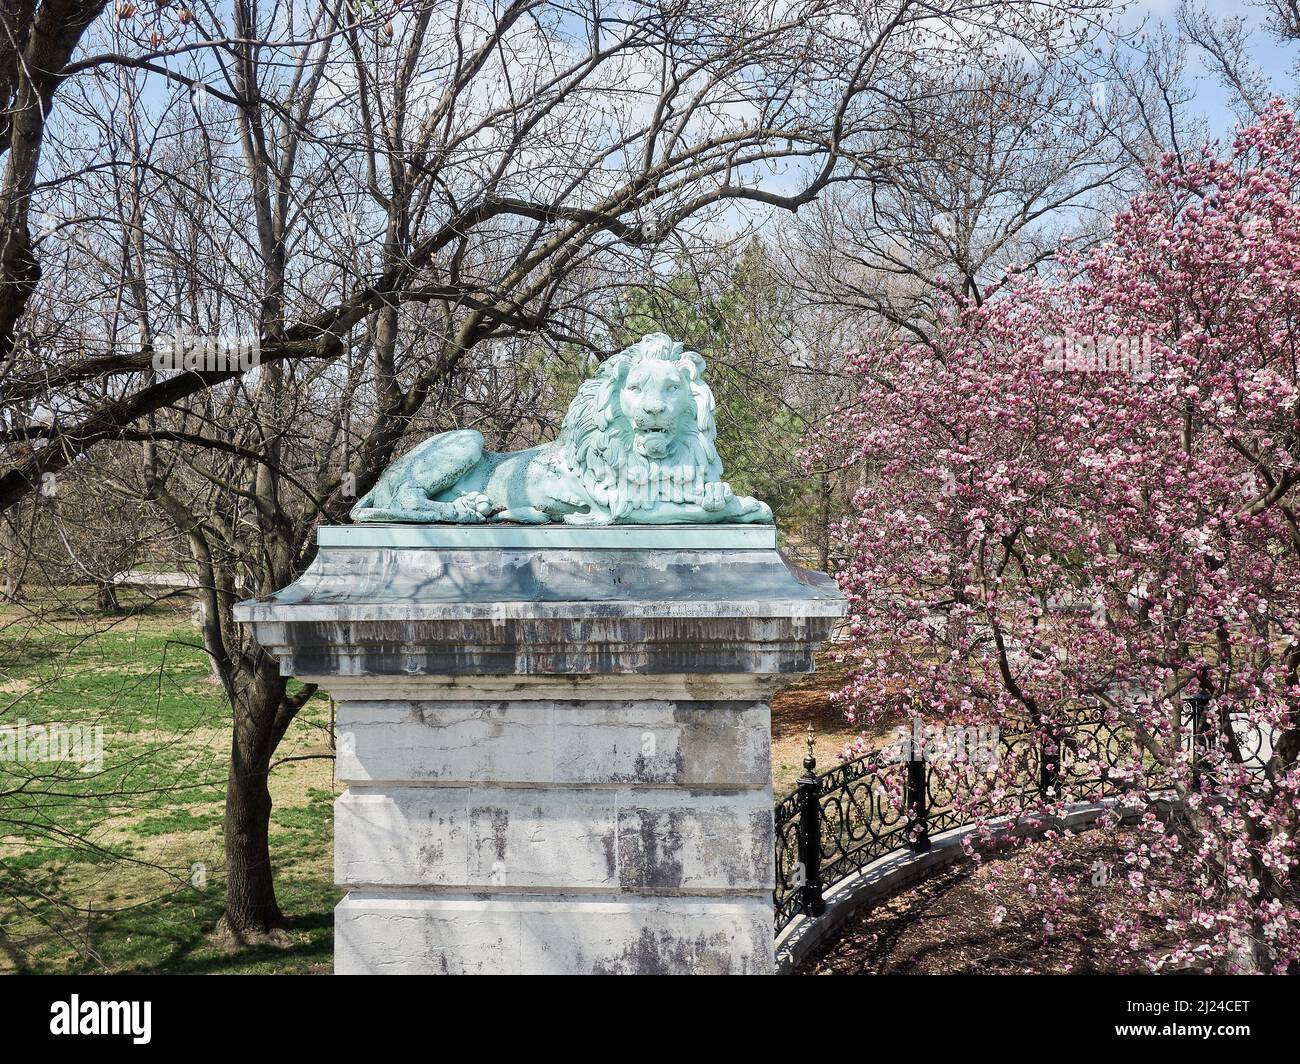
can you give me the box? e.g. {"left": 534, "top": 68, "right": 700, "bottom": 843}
{"left": 1132, "top": 0, "right": 1298, "bottom": 140}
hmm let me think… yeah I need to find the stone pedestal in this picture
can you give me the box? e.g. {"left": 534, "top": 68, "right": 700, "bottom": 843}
{"left": 234, "top": 524, "right": 843, "bottom": 974}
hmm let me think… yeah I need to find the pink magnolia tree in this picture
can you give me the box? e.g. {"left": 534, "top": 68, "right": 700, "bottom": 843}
{"left": 821, "top": 102, "right": 1300, "bottom": 972}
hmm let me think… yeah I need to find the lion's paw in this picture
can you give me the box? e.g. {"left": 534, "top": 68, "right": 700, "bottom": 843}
{"left": 736, "top": 496, "right": 773, "bottom": 523}
{"left": 563, "top": 510, "right": 612, "bottom": 526}
{"left": 451, "top": 492, "right": 491, "bottom": 522}
{"left": 701, "top": 482, "right": 736, "bottom": 512}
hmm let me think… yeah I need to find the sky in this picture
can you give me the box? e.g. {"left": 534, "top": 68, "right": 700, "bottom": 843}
{"left": 1132, "top": 0, "right": 1298, "bottom": 140}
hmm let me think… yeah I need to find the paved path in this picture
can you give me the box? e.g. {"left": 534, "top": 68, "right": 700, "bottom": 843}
{"left": 112, "top": 570, "right": 200, "bottom": 589}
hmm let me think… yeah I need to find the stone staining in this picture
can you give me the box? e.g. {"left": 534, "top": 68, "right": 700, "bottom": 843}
{"left": 329, "top": 687, "right": 780, "bottom": 974}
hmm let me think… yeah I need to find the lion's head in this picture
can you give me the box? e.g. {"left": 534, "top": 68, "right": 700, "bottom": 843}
{"left": 558, "top": 333, "right": 721, "bottom": 516}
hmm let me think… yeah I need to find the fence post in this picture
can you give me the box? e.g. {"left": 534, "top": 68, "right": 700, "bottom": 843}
{"left": 1186, "top": 690, "right": 1214, "bottom": 791}
{"left": 906, "top": 753, "right": 931, "bottom": 852}
{"left": 796, "top": 730, "right": 825, "bottom": 917}
{"left": 1040, "top": 722, "right": 1062, "bottom": 799}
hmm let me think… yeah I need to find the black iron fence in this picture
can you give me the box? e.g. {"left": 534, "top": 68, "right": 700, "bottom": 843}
{"left": 772, "top": 698, "right": 1264, "bottom": 935}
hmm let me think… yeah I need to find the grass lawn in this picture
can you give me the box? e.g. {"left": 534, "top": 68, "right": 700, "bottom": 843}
{"left": 0, "top": 589, "right": 337, "bottom": 974}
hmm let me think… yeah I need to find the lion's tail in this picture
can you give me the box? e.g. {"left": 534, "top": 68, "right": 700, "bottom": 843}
{"left": 350, "top": 506, "right": 425, "bottom": 522}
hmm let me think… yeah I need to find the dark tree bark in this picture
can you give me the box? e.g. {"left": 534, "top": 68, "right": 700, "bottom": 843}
{"left": 220, "top": 673, "right": 294, "bottom": 939}
{"left": 94, "top": 580, "right": 121, "bottom": 612}
{"left": 0, "top": 0, "right": 108, "bottom": 362}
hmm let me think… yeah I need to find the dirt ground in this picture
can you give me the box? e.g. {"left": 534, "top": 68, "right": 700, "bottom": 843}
{"left": 769, "top": 662, "right": 897, "bottom": 796}
{"left": 770, "top": 666, "right": 849, "bottom": 796}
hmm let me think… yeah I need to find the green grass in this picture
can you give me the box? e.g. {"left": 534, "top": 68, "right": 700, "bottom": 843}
{"left": 0, "top": 588, "right": 339, "bottom": 974}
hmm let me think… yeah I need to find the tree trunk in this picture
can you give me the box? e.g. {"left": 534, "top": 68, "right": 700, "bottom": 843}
{"left": 1, "top": 514, "right": 26, "bottom": 600}
{"left": 220, "top": 692, "right": 286, "bottom": 941}
{"left": 0, "top": 0, "right": 109, "bottom": 361}
{"left": 95, "top": 580, "right": 121, "bottom": 612}
{"left": 817, "top": 473, "right": 833, "bottom": 572}
{"left": 1, "top": 558, "right": 22, "bottom": 601}
{"left": 146, "top": 475, "right": 302, "bottom": 945}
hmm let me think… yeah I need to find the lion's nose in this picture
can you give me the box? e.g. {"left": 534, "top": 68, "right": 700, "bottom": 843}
{"left": 642, "top": 398, "right": 665, "bottom": 414}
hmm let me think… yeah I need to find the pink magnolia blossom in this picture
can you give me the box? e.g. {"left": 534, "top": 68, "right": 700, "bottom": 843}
{"left": 819, "top": 102, "right": 1300, "bottom": 973}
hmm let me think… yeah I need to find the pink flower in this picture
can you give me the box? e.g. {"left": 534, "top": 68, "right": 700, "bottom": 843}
{"left": 825, "top": 101, "right": 1300, "bottom": 974}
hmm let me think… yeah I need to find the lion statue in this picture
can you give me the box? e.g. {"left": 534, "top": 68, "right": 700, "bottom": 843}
{"left": 350, "top": 333, "right": 773, "bottom": 525}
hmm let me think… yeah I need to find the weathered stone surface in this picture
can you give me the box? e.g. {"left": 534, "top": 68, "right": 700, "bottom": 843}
{"left": 616, "top": 794, "right": 773, "bottom": 892}
{"left": 335, "top": 785, "right": 771, "bottom": 892}
{"left": 336, "top": 894, "right": 774, "bottom": 975}
{"left": 234, "top": 539, "right": 842, "bottom": 676}
{"left": 319, "top": 523, "right": 778, "bottom": 549}
{"left": 232, "top": 529, "right": 844, "bottom": 975}
{"left": 522, "top": 897, "right": 773, "bottom": 975}
{"left": 336, "top": 699, "right": 771, "bottom": 787}
{"left": 335, "top": 895, "right": 523, "bottom": 976}
{"left": 260, "top": 614, "right": 827, "bottom": 675}
{"left": 311, "top": 673, "right": 781, "bottom": 703}
{"left": 238, "top": 543, "right": 836, "bottom": 609}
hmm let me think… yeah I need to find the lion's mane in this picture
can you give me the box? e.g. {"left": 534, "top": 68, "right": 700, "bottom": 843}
{"left": 556, "top": 333, "right": 720, "bottom": 515}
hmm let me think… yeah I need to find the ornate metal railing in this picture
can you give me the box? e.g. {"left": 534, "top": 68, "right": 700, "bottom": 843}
{"left": 772, "top": 698, "right": 1264, "bottom": 935}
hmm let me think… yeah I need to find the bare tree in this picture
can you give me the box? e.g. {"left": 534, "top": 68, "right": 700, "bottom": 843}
{"left": 781, "top": 31, "right": 1189, "bottom": 340}
{"left": 0, "top": 0, "right": 109, "bottom": 363}
{"left": 2, "top": 0, "right": 1128, "bottom": 942}
{"left": 1178, "top": 0, "right": 1299, "bottom": 118}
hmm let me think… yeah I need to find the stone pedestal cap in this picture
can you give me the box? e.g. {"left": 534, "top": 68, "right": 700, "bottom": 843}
{"left": 233, "top": 525, "right": 845, "bottom": 677}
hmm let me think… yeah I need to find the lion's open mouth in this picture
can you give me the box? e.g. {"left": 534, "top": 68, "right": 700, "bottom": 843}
{"left": 634, "top": 427, "right": 672, "bottom": 458}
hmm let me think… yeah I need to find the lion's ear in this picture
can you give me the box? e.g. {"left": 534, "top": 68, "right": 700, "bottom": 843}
{"left": 681, "top": 351, "right": 706, "bottom": 381}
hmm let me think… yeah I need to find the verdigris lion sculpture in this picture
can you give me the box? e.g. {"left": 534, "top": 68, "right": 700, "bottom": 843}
{"left": 351, "top": 333, "right": 773, "bottom": 525}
